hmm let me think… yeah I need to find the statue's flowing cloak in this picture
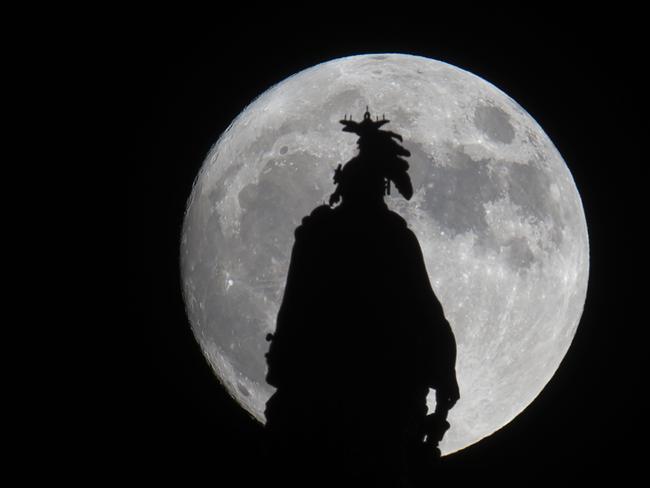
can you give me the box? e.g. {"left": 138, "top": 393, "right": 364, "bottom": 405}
{"left": 266, "top": 204, "right": 457, "bottom": 421}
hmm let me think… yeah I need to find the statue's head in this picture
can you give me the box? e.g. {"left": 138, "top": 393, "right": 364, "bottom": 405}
{"left": 330, "top": 109, "right": 414, "bottom": 207}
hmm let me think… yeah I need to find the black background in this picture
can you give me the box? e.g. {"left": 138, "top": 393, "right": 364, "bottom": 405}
{"left": 125, "top": 6, "right": 643, "bottom": 483}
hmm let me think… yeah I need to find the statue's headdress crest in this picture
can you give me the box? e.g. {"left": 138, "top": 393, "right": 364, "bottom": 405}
{"left": 340, "top": 107, "right": 403, "bottom": 143}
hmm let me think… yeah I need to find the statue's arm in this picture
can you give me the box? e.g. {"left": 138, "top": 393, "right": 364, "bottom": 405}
{"left": 405, "top": 229, "right": 460, "bottom": 407}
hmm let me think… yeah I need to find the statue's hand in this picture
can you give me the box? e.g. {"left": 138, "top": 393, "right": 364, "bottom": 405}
{"left": 436, "top": 380, "right": 460, "bottom": 411}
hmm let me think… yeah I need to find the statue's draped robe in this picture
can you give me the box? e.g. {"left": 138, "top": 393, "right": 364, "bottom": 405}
{"left": 265, "top": 202, "right": 457, "bottom": 481}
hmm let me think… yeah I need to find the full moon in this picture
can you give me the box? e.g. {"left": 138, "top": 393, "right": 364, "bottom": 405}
{"left": 180, "top": 54, "right": 589, "bottom": 455}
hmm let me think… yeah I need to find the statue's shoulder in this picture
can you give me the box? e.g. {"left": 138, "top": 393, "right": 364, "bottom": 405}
{"left": 295, "top": 204, "right": 335, "bottom": 238}
{"left": 380, "top": 209, "right": 420, "bottom": 248}
{"left": 384, "top": 208, "right": 409, "bottom": 230}
{"left": 308, "top": 204, "right": 335, "bottom": 221}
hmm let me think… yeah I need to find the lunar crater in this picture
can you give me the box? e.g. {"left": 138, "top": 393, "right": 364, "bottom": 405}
{"left": 474, "top": 104, "right": 516, "bottom": 144}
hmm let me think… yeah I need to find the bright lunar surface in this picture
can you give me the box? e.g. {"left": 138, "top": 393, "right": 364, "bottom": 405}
{"left": 180, "top": 54, "right": 589, "bottom": 455}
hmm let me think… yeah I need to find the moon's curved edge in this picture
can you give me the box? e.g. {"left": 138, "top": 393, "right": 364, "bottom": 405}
{"left": 179, "top": 52, "right": 591, "bottom": 454}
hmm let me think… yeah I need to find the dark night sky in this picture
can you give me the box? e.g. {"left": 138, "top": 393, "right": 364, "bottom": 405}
{"left": 125, "top": 7, "right": 643, "bottom": 483}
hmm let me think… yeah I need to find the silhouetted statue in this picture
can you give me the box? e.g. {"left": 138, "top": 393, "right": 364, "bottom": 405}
{"left": 264, "top": 108, "right": 459, "bottom": 487}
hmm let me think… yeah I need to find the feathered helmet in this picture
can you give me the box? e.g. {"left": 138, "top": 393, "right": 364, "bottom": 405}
{"left": 329, "top": 108, "right": 413, "bottom": 206}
